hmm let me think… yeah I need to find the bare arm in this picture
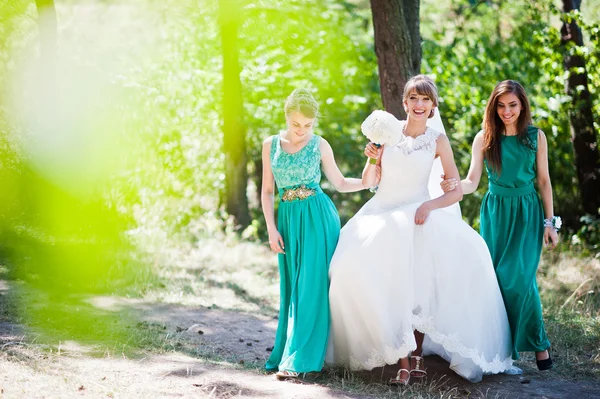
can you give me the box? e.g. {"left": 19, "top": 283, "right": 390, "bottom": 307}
{"left": 461, "top": 131, "right": 485, "bottom": 195}
{"left": 362, "top": 143, "right": 383, "bottom": 188}
{"left": 428, "top": 135, "right": 463, "bottom": 208}
{"left": 261, "top": 137, "right": 285, "bottom": 253}
{"left": 320, "top": 138, "right": 366, "bottom": 193}
{"left": 536, "top": 129, "right": 559, "bottom": 248}
{"left": 415, "top": 135, "right": 463, "bottom": 224}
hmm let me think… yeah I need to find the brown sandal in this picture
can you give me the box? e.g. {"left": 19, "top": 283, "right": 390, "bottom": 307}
{"left": 410, "top": 355, "right": 427, "bottom": 378}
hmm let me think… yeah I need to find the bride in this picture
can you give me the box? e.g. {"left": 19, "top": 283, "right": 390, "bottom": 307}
{"left": 326, "top": 75, "right": 513, "bottom": 384}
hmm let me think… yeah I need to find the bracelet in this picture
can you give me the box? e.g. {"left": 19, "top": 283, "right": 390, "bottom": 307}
{"left": 543, "top": 216, "right": 562, "bottom": 231}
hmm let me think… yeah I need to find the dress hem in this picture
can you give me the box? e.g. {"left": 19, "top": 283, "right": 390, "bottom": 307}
{"left": 337, "top": 314, "right": 513, "bottom": 377}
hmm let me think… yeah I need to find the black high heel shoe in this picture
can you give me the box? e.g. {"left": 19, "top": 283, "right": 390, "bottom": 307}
{"left": 536, "top": 355, "right": 554, "bottom": 370}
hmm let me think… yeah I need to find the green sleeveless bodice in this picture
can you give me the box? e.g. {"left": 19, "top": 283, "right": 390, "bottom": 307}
{"left": 270, "top": 134, "right": 321, "bottom": 190}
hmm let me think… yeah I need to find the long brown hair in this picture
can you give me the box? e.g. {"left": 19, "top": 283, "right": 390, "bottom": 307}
{"left": 482, "top": 80, "right": 532, "bottom": 173}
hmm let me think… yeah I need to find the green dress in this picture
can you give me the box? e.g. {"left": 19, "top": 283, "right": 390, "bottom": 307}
{"left": 480, "top": 125, "right": 550, "bottom": 360}
{"left": 265, "top": 133, "right": 341, "bottom": 373}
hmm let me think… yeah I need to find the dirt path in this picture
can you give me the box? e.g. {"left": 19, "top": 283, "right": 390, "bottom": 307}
{"left": 1, "top": 287, "right": 599, "bottom": 398}
{"left": 128, "top": 302, "right": 599, "bottom": 399}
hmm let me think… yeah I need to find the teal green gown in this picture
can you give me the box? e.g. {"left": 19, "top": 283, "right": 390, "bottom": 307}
{"left": 480, "top": 125, "right": 550, "bottom": 360}
{"left": 265, "top": 134, "right": 341, "bottom": 373}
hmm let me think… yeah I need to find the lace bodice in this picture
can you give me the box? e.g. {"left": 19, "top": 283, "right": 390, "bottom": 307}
{"left": 368, "top": 127, "right": 441, "bottom": 210}
{"left": 270, "top": 134, "right": 321, "bottom": 190}
{"left": 395, "top": 125, "right": 440, "bottom": 156}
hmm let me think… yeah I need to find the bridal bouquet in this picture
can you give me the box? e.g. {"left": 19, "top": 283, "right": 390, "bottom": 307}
{"left": 361, "top": 110, "right": 403, "bottom": 164}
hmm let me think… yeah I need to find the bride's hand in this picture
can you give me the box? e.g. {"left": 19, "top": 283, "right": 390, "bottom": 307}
{"left": 415, "top": 202, "right": 432, "bottom": 225}
{"left": 364, "top": 143, "right": 382, "bottom": 160}
{"left": 440, "top": 174, "right": 458, "bottom": 193}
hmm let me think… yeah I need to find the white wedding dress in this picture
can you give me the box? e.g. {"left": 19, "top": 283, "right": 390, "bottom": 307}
{"left": 326, "top": 126, "right": 513, "bottom": 382}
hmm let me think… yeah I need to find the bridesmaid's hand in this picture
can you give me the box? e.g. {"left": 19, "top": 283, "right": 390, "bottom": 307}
{"left": 440, "top": 174, "right": 458, "bottom": 193}
{"left": 544, "top": 226, "right": 559, "bottom": 249}
{"left": 268, "top": 228, "right": 286, "bottom": 254}
{"left": 415, "top": 202, "right": 432, "bottom": 225}
{"left": 364, "top": 143, "right": 382, "bottom": 160}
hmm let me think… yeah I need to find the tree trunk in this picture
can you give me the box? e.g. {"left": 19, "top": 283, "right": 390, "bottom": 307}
{"left": 252, "top": 157, "right": 263, "bottom": 208}
{"left": 369, "top": 0, "right": 421, "bottom": 119}
{"left": 561, "top": 0, "right": 600, "bottom": 215}
{"left": 34, "top": 0, "right": 57, "bottom": 59}
{"left": 219, "top": 0, "right": 250, "bottom": 229}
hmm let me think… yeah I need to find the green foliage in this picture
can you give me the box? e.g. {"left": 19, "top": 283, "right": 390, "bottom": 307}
{"left": 0, "top": 0, "right": 380, "bottom": 291}
{"left": 1, "top": 0, "right": 599, "bottom": 265}
{"left": 238, "top": 0, "right": 380, "bottom": 226}
{"left": 0, "top": 0, "right": 153, "bottom": 290}
{"left": 103, "top": 0, "right": 380, "bottom": 237}
{"left": 562, "top": 6, "right": 600, "bottom": 250}
{"left": 422, "top": 0, "right": 599, "bottom": 240}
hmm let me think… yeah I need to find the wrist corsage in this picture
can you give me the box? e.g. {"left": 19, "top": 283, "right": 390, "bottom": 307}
{"left": 543, "top": 216, "right": 562, "bottom": 231}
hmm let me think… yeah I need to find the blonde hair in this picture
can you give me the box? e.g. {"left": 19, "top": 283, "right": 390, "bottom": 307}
{"left": 284, "top": 88, "right": 319, "bottom": 118}
{"left": 403, "top": 75, "right": 439, "bottom": 118}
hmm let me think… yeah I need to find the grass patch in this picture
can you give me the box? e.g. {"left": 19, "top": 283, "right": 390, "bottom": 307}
{"left": 141, "top": 237, "right": 280, "bottom": 315}
{"left": 537, "top": 250, "right": 600, "bottom": 379}
{"left": 2, "top": 283, "right": 180, "bottom": 357}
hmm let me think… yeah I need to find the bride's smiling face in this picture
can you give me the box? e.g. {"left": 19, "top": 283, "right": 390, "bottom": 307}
{"left": 404, "top": 91, "right": 433, "bottom": 121}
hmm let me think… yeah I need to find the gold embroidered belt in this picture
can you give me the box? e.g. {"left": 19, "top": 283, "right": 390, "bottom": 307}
{"left": 281, "top": 184, "right": 319, "bottom": 202}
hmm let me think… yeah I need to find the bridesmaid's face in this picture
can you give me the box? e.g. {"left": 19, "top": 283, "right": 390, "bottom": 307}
{"left": 496, "top": 93, "right": 522, "bottom": 127}
{"left": 286, "top": 111, "right": 315, "bottom": 139}
{"left": 404, "top": 91, "right": 433, "bottom": 121}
